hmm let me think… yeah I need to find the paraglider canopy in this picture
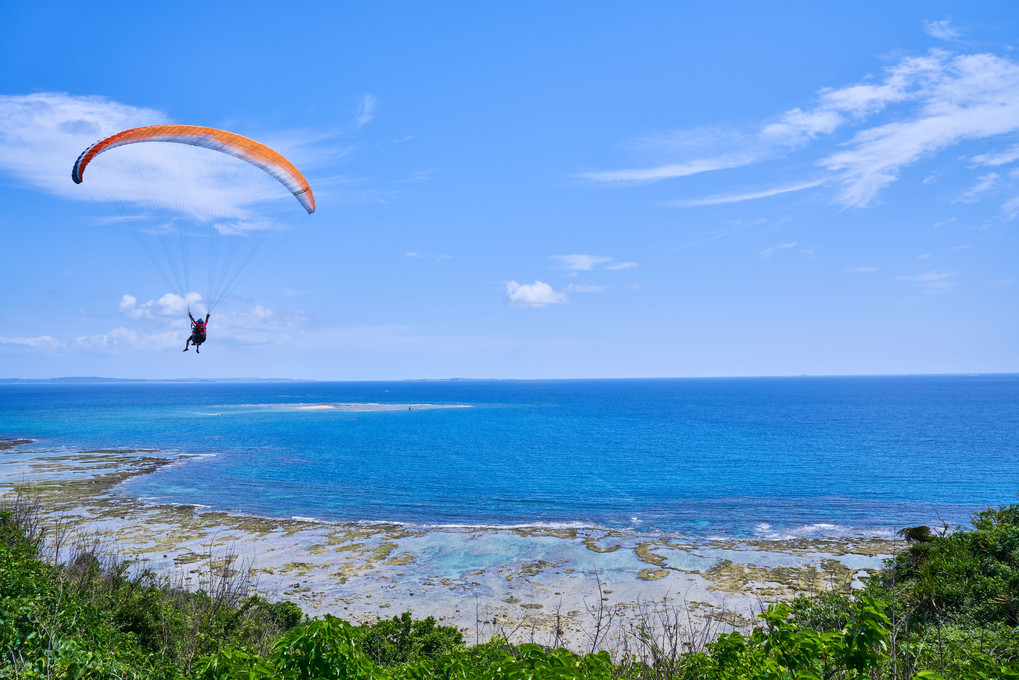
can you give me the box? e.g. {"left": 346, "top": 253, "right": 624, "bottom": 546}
{"left": 72, "top": 125, "right": 315, "bottom": 214}
{"left": 71, "top": 124, "right": 315, "bottom": 314}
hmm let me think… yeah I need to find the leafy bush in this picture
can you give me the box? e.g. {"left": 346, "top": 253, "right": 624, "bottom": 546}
{"left": 680, "top": 596, "right": 890, "bottom": 679}
{"left": 873, "top": 504, "right": 1019, "bottom": 628}
{"left": 358, "top": 611, "right": 465, "bottom": 666}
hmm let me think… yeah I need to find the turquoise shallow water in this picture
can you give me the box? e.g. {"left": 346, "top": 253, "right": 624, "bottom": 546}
{"left": 1, "top": 376, "right": 1017, "bottom": 539}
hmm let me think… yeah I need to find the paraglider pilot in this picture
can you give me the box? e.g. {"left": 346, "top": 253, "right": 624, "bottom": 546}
{"left": 183, "top": 312, "right": 210, "bottom": 354}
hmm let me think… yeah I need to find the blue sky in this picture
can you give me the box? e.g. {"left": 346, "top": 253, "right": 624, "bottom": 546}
{"left": 1, "top": 1, "right": 1017, "bottom": 379}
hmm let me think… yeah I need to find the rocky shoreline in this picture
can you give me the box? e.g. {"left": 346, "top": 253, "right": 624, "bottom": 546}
{"left": 0, "top": 438, "right": 899, "bottom": 652}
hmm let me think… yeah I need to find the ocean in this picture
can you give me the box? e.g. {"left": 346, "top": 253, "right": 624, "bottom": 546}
{"left": 1, "top": 375, "right": 1017, "bottom": 539}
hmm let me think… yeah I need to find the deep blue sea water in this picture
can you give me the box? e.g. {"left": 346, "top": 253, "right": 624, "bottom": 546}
{"left": 1, "top": 376, "right": 1017, "bottom": 539}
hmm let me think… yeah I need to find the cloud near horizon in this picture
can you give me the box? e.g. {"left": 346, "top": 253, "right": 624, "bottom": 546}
{"left": 98, "top": 292, "right": 308, "bottom": 350}
{"left": 0, "top": 336, "right": 62, "bottom": 351}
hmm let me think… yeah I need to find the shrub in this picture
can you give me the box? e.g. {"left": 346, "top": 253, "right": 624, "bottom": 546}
{"left": 359, "top": 611, "right": 465, "bottom": 666}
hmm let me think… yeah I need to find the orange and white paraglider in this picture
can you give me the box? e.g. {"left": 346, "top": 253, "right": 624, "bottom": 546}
{"left": 71, "top": 124, "right": 315, "bottom": 354}
{"left": 72, "top": 124, "right": 315, "bottom": 213}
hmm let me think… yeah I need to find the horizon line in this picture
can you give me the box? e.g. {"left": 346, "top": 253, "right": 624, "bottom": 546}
{"left": 0, "top": 372, "right": 1016, "bottom": 384}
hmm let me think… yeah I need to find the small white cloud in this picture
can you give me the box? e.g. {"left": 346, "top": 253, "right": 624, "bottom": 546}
{"left": 917, "top": 253, "right": 931, "bottom": 259}
{"left": 953, "top": 172, "right": 999, "bottom": 204}
{"left": 761, "top": 242, "right": 798, "bottom": 257}
{"left": 552, "top": 254, "right": 638, "bottom": 272}
{"left": 923, "top": 19, "right": 960, "bottom": 41}
{"left": 399, "top": 169, "right": 436, "bottom": 183}
{"left": 567, "top": 283, "right": 607, "bottom": 293}
{"left": 897, "top": 269, "right": 959, "bottom": 293}
{"left": 118, "top": 292, "right": 203, "bottom": 319}
{"left": 506, "top": 281, "right": 568, "bottom": 307}
{"left": 356, "top": 94, "right": 377, "bottom": 126}
{"left": 761, "top": 108, "right": 843, "bottom": 144}
{"left": 553, "top": 254, "right": 612, "bottom": 271}
{"left": 971, "top": 145, "right": 1019, "bottom": 167}
{"left": 118, "top": 294, "right": 137, "bottom": 313}
{"left": 1002, "top": 196, "right": 1019, "bottom": 219}
{"left": 245, "top": 304, "right": 274, "bottom": 322}
{"left": 846, "top": 266, "right": 878, "bottom": 272}
{"left": 406, "top": 251, "right": 451, "bottom": 263}
{"left": 0, "top": 336, "right": 61, "bottom": 350}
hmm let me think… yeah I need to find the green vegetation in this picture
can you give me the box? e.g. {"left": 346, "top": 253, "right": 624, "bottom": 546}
{"left": 3, "top": 496, "right": 1019, "bottom": 679}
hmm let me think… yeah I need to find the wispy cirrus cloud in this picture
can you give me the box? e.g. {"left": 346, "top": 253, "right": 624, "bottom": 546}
{"left": 923, "top": 19, "right": 960, "bottom": 41}
{"left": 0, "top": 92, "right": 168, "bottom": 200}
{"left": 583, "top": 43, "right": 1019, "bottom": 210}
{"left": 897, "top": 269, "right": 959, "bottom": 293}
{"left": 76, "top": 327, "right": 179, "bottom": 352}
{"left": 0, "top": 336, "right": 62, "bottom": 351}
{"left": 671, "top": 180, "right": 824, "bottom": 208}
{"left": 818, "top": 52, "right": 1019, "bottom": 206}
{"left": 553, "top": 254, "right": 611, "bottom": 271}
{"left": 356, "top": 94, "right": 377, "bottom": 126}
{"left": 761, "top": 242, "right": 798, "bottom": 257}
{"left": 577, "top": 156, "right": 753, "bottom": 183}
{"left": 1001, "top": 195, "right": 1019, "bottom": 219}
{"left": 552, "top": 254, "right": 638, "bottom": 271}
{"left": 953, "top": 172, "right": 999, "bottom": 204}
{"left": 971, "top": 145, "right": 1019, "bottom": 167}
{"left": 567, "top": 283, "right": 607, "bottom": 293}
{"left": 406, "top": 251, "right": 452, "bottom": 263}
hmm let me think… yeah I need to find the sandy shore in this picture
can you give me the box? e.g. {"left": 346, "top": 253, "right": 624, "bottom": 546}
{"left": 0, "top": 438, "right": 899, "bottom": 652}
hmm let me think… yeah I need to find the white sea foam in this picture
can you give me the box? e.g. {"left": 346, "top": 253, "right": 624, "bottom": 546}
{"left": 157, "top": 453, "right": 216, "bottom": 470}
{"left": 223, "top": 402, "right": 472, "bottom": 412}
{"left": 423, "top": 520, "right": 609, "bottom": 531}
{"left": 751, "top": 522, "right": 895, "bottom": 541}
{"left": 343, "top": 518, "right": 608, "bottom": 532}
